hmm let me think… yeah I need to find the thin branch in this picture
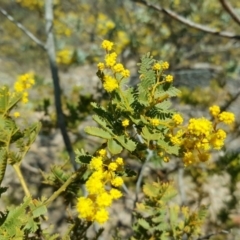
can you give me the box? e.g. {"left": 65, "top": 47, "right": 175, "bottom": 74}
{"left": 132, "top": 0, "right": 240, "bottom": 40}
{"left": 44, "top": 166, "right": 86, "bottom": 206}
{"left": 219, "top": 0, "right": 240, "bottom": 26}
{"left": 178, "top": 167, "right": 186, "bottom": 205}
{"left": 45, "top": 0, "right": 77, "bottom": 170}
{"left": 13, "top": 164, "right": 31, "bottom": 197}
{"left": 0, "top": 8, "right": 46, "bottom": 50}
{"left": 133, "top": 126, "right": 153, "bottom": 202}
{"left": 221, "top": 88, "right": 240, "bottom": 111}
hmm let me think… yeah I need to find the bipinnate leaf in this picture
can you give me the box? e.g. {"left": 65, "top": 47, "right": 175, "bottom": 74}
{"left": 0, "top": 197, "right": 31, "bottom": 238}
{"left": 107, "top": 138, "right": 123, "bottom": 154}
{"left": 84, "top": 126, "right": 112, "bottom": 139}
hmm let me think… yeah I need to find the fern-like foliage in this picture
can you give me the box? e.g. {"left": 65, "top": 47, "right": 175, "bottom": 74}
{"left": 131, "top": 181, "right": 207, "bottom": 240}
{"left": 84, "top": 53, "right": 180, "bottom": 159}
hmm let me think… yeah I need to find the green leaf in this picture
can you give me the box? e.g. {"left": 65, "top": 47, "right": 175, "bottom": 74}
{"left": 75, "top": 149, "right": 92, "bottom": 164}
{"left": 157, "top": 139, "right": 180, "bottom": 155}
{"left": 24, "top": 218, "right": 38, "bottom": 232}
{"left": 141, "top": 126, "right": 162, "bottom": 141}
{"left": 84, "top": 126, "right": 112, "bottom": 139}
{"left": 0, "top": 86, "right": 9, "bottom": 115}
{"left": 138, "top": 218, "right": 150, "bottom": 230}
{"left": 107, "top": 138, "right": 123, "bottom": 154}
{"left": 32, "top": 204, "right": 47, "bottom": 218}
{"left": 0, "top": 148, "right": 7, "bottom": 185}
{"left": 115, "top": 135, "right": 136, "bottom": 152}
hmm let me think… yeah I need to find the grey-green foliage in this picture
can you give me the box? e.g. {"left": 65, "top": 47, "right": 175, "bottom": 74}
{"left": 0, "top": 85, "right": 41, "bottom": 184}
{"left": 131, "top": 181, "right": 207, "bottom": 240}
{"left": 0, "top": 197, "right": 50, "bottom": 240}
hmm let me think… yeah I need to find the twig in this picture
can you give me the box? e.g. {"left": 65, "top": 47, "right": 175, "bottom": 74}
{"left": 132, "top": 0, "right": 240, "bottom": 40}
{"left": 45, "top": 0, "right": 77, "bottom": 170}
{"left": 13, "top": 164, "right": 31, "bottom": 197}
{"left": 44, "top": 166, "right": 86, "bottom": 206}
{"left": 0, "top": 8, "right": 46, "bottom": 50}
{"left": 178, "top": 167, "right": 186, "bottom": 205}
{"left": 219, "top": 0, "right": 240, "bottom": 26}
{"left": 221, "top": 88, "right": 240, "bottom": 111}
{"left": 133, "top": 126, "right": 153, "bottom": 202}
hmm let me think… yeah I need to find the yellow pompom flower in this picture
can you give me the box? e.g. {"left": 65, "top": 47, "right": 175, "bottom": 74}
{"left": 103, "top": 75, "right": 119, "bottom": 92}
{"left": 89, "top": 156, "right": 103, "bottom": 170}
{"left": 101, "top": 40, "right": 114, "bottom": 51}
{"left": 209, "top": 105, "right": 220, "bottom": 117}
{"left": 210, "top": 129, "right": 226, "bottom": 149}
{"left": 22, "top": 92, "right": 29, "bottom": 103}
{"left": 153, "top": 63, "right": 161, "bottom": 71}
{"left": 94, "top": 208, "right": 109, "bottom": 224}
{"left": 13, "top": 112, "right": 20, "bottom": 118}
{"left": 98, "top": 149, "right": 107, "bottom": 157}
{"left": 170, "top": 135, "right": 182, "bottom": 145}
{"left": 86, "top": 176, "right": 104, "bottom": 194}
{"left": 115, "top": 157, "right": 124, "bottom": 166}
{"left": 121, "top": 69, "right": 130, "bottom": 78}
{"left": 110, "top": 188, "right": 122, "bottom": 199}
{"left": 162, "top": 61, "right": 169, "bottom": 70}
{"left": 165, "top": 75, "right": 173, "bottom": 83}
{"left": 218, "top": 111, "right": 235, "bottom": 125}
{"left": 96, "top": 192, "right": 113, "bottom": 207}
{"left": 150, "top": 118, "right": 161, "bottom": 126}
{"left": 122, "top": 119, "right": 129, "bottom": 127}
{"left": 111, "top": 176, "right": 123, "bottom": 187}
{"left": 105, "top": 52, "right": 117, "bottom": 67}
{"left": 76, "top": 197, "right": 95, "bottom": 219}
{"left": 97, "top": 62, "right": 105, "bottom": 71}
{"left": 113, "top": 63, "right": 125, "bottom": 73}
{"left": 108, "top": 162, "right": 118, "bottom": 171}
{"left": 172, "top": 113, "right": 183, "bottom": 125}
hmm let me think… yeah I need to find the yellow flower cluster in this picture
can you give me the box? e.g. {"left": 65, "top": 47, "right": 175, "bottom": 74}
{"left": 97, "top": 40, "right": 131, "bottom": 93}
{"left": 96, "top": 13, "right": 115, "bottom": 36}
{"left": 76, "top": 150, "right": 124, "bottom": 224}
{"left": 152, "top": 61, "right": 169, "bottom": 71}
{"left": 56, "top": 49, "right": 73, "bottom": 65}
{"left": 14, "top": 72, "right": 35, "bottom": 103}
{"left": 169, "top": 105, "right": 234, "bottom": 166}
{"left": 113, "top": 31, "right": 130, "bottom": 54}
